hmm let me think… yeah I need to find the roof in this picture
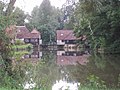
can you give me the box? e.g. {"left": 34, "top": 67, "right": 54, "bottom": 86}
{"left": 16, "top": 26, "right": 29, "bottom": 39}
{"left": 16, "top": 26, "right": 41, "bottom": 39}
{"left": 24, "top": 33, "right": 40, "bottom": 38}
{"left": 16, "top": 26, "right": 29, "bottom": 34}
{"left": 16, "top": 34, "right": 25, "bottom": 39}
{"left": 56, "top": 30, "right": 76, "bottom": 40}
{"left": 17, "top": 33, "right": 40, "bottom": 39}
{"left": 31, "top": 29, "right": 40, "bottom": 34}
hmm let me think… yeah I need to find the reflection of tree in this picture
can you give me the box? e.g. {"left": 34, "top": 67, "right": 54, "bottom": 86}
{"left": 1, "top": 49, "right": 120, "bottom": 89}
{"left": 42, "top": 51, "right": 56, "bottom": 64}
{"left": 0, "top": 51, "right": 64, "bottom": 89}
{"left": 65, "top": 54, "right": 120, "bottom": 89}
{"left": 106, "top": 55, "right": 120, "bottom": 70}
{"left": 31, "top": 62, "right": 60, "bottom": 89}
{"left": 22, "top": 51, "right": 59, "bottom": 89}
{"left": 58, "top": 66, "right": 75, "bottom": 83}
{"left": 91, "top": 53, "right": 107, "bottom": 70}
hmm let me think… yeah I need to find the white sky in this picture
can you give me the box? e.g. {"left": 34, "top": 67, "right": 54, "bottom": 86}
{"left": 15, "top": 0, "right": 66, "bottom": 14}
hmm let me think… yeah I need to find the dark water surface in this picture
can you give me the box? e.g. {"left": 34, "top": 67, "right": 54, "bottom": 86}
{"left": 1, "top": 48, "right": 120, "bottom": 90}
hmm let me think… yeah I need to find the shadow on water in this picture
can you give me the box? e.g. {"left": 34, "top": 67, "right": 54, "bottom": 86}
{"left": 0, "top": 48, "right": 120, "bottom": 90}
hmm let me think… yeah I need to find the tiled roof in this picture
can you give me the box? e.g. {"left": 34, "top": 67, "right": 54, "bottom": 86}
{"left": 16, "top": 26, "right": 29, "bottom": 39}
{"left": 31, "top": 29, "right": 40, "bottom": 34}
{"left": 17, "top": 33, "right": 40, "bottom": 39}
{"left": 56, "top": 30, "right": 76, "bottom": 40}
{"left": 16, "top": 34, "right": 25, "bottom": 39}
{"left": 24, "top": 33, "right": 40, "bottom": 38}
{"left": 16, "top": 26, "right": 41, "bottom": 39}
{"left": 16, "top": 26, "right": 29, "bottom": 34}
{"left": 57, "top": 55, "right": 89, "bottom": 66}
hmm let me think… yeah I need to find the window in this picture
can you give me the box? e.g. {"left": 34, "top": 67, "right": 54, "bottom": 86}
{"left": 24, "top": 39, "right": 29, "bottom": 42}
{"left": 31, "top": 39, "right": 35, "bottom": 42}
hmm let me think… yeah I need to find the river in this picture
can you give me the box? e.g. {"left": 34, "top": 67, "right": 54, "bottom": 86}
{"left": 0, "top": 48, "right": 120, "bottom": 90}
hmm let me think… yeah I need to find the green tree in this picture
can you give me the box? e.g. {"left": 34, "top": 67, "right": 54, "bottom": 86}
{"left": 12, "top": 7, "right": 26, "bottom": 26}
{"left": 74, "top": 0, "right": 120, "bottom": 53}
{"left": 0, "top": 0, "right": 16, "bottom": 63}
{"left": 61, "top": 0, "right": 78, "bottom": 29}
{"left": 0, "top": 0, "right": 19, "bottom": 86}
{"left": 28, "top": 0, "right": 61, "bottom": 44}
{"left": 38, "top": 0, "right": 52, "bottom": 25}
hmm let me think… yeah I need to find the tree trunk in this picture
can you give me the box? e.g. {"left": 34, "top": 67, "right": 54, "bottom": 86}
{"left": 5, "top": 0, "right": 16, "bottom": 16}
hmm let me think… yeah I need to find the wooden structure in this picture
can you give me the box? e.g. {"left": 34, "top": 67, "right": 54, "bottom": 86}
{"left": 16, "top": 26, "right": 42, "bottom": 45}
{"left": 56, "top": 30, "right": 79, "bottom": 48}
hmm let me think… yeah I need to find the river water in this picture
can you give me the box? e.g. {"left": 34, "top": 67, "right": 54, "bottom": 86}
{"left": 1, "top": 48, "right": 120, "bottom": 90}
{"left": 18, "top": 48, "right": 120, "bottom": 90}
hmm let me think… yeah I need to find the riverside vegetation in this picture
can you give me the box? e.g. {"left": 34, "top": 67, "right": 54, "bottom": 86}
{"left": 0, "top": 0, "right": 120, "bottom": 90}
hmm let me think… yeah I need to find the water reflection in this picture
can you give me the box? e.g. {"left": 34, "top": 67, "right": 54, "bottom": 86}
{"left": 21, "top": 49, "right": 120, "bottom": 89}
{"left": 21, "top": 50, "right": 89, "bottom": 90}
{"left": 52, "top": 80, "right": 80, "bottom": 90}
{"left": 57, "top": 51, "right": 89, "bottom": 66}
{"left": 0, "top": 48, "right": 120, "bottom": 90}
{"left": 24, "top": 51, "right": 42, "bottom": 59}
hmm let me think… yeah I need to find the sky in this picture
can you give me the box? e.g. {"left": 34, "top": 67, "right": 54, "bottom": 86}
{"left": 14, "top": 0, "right": 66, "bottom": 14}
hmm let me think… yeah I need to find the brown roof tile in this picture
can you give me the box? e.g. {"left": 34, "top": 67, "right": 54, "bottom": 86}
{"left": 31, "top": 29, "right": 40, "bottom": 34}
{"left": 24, "top": 33, "right": 40, "bottom": 38}
{"left": 56, "top": 30, "right": 76, "bottom": 40}
{"left": 16, "top": 34, "right": 25, "bottom": 39}
{"left": 16, "top": 26, "right": 41, "bottom": 39}
{"left": 16, "top": 26, "right": 29, "bottom": 34}
{"left": 16, "top": 33, "right": 40, "bottom": 39}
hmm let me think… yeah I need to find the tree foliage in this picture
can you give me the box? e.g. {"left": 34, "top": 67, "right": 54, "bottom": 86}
{"left": 28, "top": 0, "right": 62, "bottom": 44}
{"left": 0, "top": 0, "right": 16, "bottom": 58}
{"left": 0, "top": 0, "right": 16, "bottom": 78}
{"left": 73, "top": 0, "right": 120, "bottom": 53}
{"left": 12, "top": 7, "right": 26, "bottom": 26}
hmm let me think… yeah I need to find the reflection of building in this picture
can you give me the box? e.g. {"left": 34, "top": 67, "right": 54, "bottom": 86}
{"left": 57, "top": 51, "right": 83, "bottom": 56}
{"left": 16, "top": 26, "right": 42, "bottom": 45}
{"left": 56, "top": 30, "right": 78, "bottom": 48}
{"left": 57, "top": 51, "right": 89, "bottom": 66}
{"left": 24, "top": 51, "right": 42, "bottom": 59}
